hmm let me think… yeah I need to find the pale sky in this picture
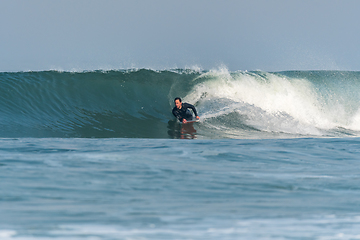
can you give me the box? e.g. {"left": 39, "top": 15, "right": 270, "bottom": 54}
{"left": 1, "top": 0, "right": 360, "bottom": 72}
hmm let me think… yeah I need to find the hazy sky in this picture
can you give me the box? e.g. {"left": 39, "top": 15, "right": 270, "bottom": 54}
{"left": 1, "top": 0, "right": 360, "bottom": 72}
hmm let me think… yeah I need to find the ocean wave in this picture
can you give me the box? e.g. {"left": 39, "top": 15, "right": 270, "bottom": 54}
{"left": 1, "top": 68, "right": 360, "bottom": 138}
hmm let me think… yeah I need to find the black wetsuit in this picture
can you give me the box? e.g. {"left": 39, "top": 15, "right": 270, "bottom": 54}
{"left": 172, "top": 103, "right": 198, "bottom": 122}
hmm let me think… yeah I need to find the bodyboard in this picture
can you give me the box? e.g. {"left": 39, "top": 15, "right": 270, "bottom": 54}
{"left": 182, "top": 119, "right": 200, "bottom": 124}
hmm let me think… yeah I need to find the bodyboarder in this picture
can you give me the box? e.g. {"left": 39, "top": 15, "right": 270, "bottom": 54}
{"left": 172, "top": 97, "right": 200, "bottom": 124}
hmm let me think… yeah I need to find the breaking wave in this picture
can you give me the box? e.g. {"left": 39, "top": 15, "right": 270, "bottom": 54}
{"left": 1, "top": 68, "right": 360, "bottom": 138}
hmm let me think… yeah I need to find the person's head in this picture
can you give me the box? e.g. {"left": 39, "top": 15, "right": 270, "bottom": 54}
{"left": 174, "top": 97, "right": 182, "bottom": 109}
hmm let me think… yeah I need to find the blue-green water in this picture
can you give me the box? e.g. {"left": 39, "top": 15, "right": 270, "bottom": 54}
{"left": 1, "top": 69, "right": 360, "bottom": 239}
{"left": 2, "top": 69, "right": 360, "bottom": 139}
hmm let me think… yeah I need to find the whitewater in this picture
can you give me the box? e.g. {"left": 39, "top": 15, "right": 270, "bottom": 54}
{"left": 1, "top": 68, "right": 360, "bottom": 239}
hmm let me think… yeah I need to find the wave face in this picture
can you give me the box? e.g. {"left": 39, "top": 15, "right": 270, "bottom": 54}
{"left": 2, "top": 69, "right": 360, "bottom": 139}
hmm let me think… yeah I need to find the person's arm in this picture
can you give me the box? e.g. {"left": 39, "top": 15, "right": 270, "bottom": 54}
{"left": 184, "top": 103, "right": 200, "bottom": 120}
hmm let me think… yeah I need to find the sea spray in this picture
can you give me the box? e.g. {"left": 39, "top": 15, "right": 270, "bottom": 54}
{"left": 186, "top": 68, "right": 360, "bottom": 137}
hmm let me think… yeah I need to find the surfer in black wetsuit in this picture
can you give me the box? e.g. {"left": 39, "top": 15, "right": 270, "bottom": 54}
{"left": 172, "top": 97, "right": 200, "bottom": 123}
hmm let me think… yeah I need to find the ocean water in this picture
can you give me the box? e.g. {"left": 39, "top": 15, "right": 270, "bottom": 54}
{"left": 1, "top": 69, "right": 360, "bottom": 239}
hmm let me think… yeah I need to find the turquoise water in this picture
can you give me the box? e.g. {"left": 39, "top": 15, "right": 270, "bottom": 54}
{"left": 1, "top": 137, "right": 360, "bottom": 239}
{"left": 2, "top": 69, "right": 360, "bottom": 139}
{"left": 1, "top": 69, "right": 360, "bottom": 239}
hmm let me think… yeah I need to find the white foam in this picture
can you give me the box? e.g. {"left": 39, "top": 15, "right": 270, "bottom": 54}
{"left": 0, "top": 230, "right": 16, "bottom": 238}
{"left": 348, "top": 108, "right": 360, "bottom": 131}
{"left": 185, "top": 67, "right": 357, "bottom": 135}
{"left": 6, "top": 215, "right": 360, "bottom": 239}
{"left": 2, "top": 214, "right": 360, "bottom": 240}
